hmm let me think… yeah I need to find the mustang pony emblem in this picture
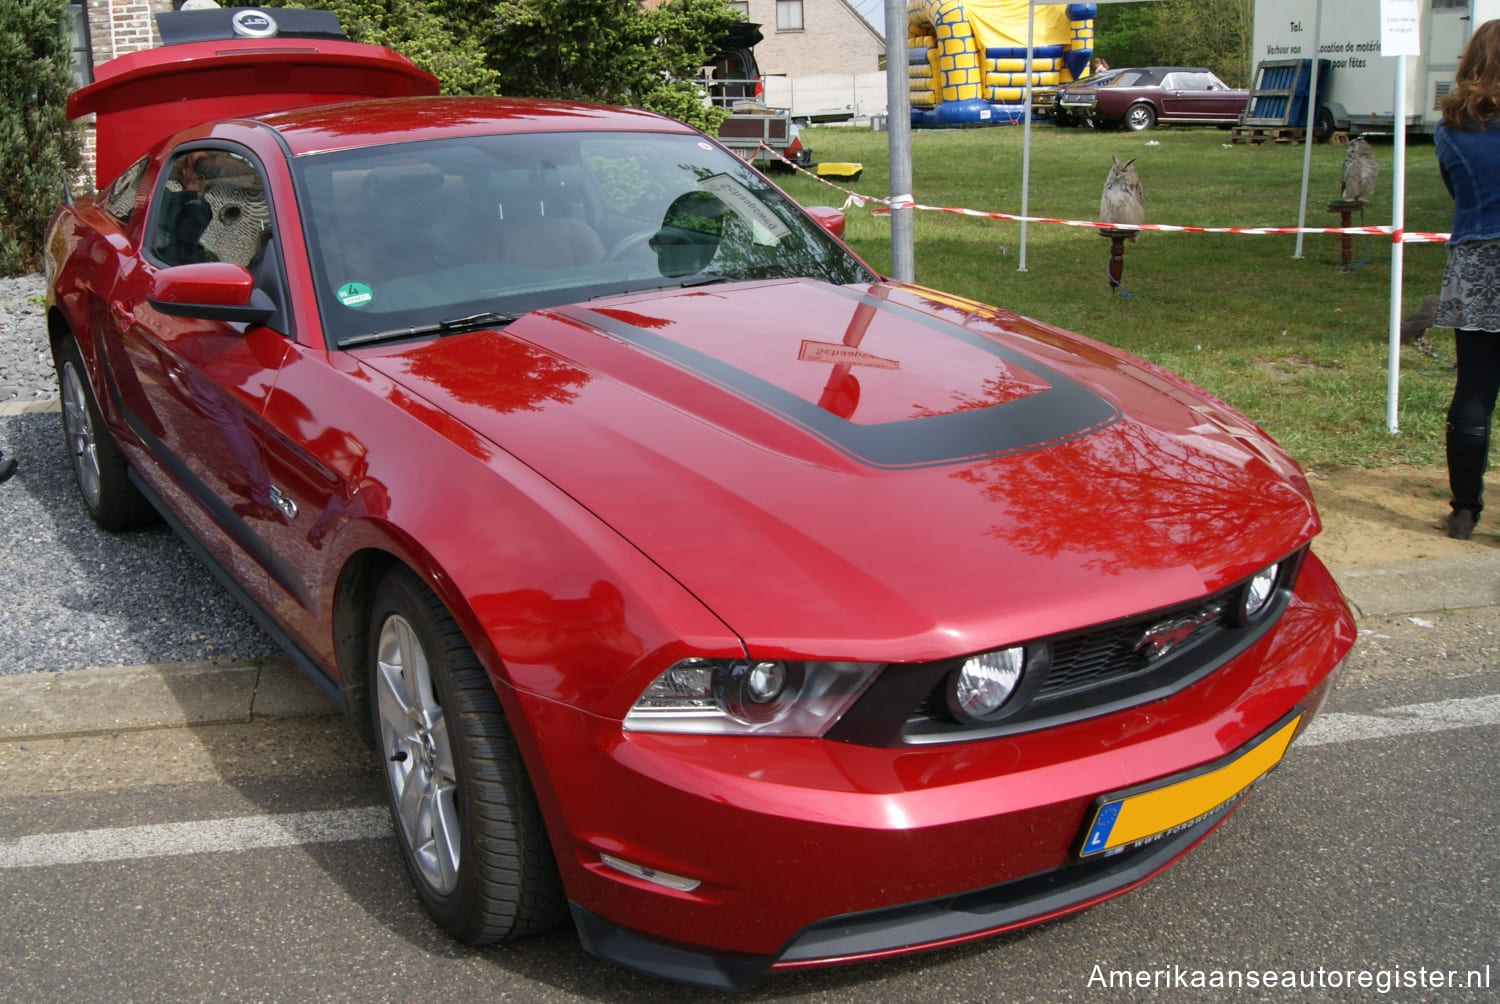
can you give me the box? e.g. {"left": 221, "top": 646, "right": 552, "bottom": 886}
{"left": 1134, "top": 604, "right": 1224, "bottom": 662}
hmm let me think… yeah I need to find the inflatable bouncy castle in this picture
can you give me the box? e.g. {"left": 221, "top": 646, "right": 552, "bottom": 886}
{"left": 908, "top": 1, "right": 1096, "bottom": 125}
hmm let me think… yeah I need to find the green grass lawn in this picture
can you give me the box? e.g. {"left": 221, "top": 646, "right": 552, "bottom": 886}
{"left": 775, "top": 125, "right": 1461, "bottom": 472}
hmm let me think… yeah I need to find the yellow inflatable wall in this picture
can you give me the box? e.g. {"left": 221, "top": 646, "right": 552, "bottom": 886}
{"left": 908, "top": 0, "right": 1096, "bottom": 124}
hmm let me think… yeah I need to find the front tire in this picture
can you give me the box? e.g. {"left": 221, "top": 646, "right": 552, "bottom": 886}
{"left": 1123, "top": 102, "right": 1157, "bottom": 131}
{"left": 369, "top": 567, "right": 565, "bottom": 943}
{"left": 54, "top": 337, "right": 157, "bottom": 531}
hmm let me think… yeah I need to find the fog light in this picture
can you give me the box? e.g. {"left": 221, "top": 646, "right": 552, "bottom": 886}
{"left": 1242, "top": 563, "right": 1280, "bottom": 621}
{"left": 949, "top": 647, "right": 1025, "bottom": 721}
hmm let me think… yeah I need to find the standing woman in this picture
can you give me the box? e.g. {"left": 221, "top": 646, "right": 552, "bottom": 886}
{"left": 1434, "top": 18, "right": 1500, "bottom": 540}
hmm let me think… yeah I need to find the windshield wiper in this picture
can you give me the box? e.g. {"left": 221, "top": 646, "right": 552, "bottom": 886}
{"left": 589, "top": 274, "right": 733, "bottom": 300}
{"left": 336, "top": 310, "right": 518, "bottom": 350}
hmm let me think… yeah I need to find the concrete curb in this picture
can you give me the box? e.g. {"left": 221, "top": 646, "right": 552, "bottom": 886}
{"left": 1, "top": 552, "right": 1497, "bottom": 743}
{"left": 1328, "top": 552, "right": 1500, "bottom": 617}
{"left": 0, "top": 656, "right": 336, "bottom": 741}
{"left": 0, "top": 400, "right": 60, "bottom": 416}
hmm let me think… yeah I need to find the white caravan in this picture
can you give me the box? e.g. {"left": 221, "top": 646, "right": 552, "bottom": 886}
{"left": 1251, "top": 0, "right": 1500, "bottom": 134}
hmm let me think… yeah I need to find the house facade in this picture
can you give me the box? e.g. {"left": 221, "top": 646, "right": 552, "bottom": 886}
{"left": 730, "top": 0, "right": 884, "bottom": 76}
{"left": 728, "top": 0, "right": 887, "bottom": 118}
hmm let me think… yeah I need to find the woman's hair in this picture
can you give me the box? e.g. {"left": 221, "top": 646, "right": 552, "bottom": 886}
{"left": 1442, "top": 18, "right": 1500, "bottom": 129}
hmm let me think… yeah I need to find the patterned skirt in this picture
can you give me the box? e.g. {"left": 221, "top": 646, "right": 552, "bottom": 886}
{"left": 1434, "top": 237, "right": 1500, "bottom": 334}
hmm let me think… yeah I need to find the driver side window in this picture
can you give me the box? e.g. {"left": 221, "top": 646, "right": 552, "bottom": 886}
{"left": 152, "top": 148, "right": 271, "bottom": 269}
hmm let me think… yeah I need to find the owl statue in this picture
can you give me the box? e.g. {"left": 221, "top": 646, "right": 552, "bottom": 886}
{"left": 1341, "top": 137, "right": 1378, "bottom": 203}
{"left": 1100, "top": 156, "right": 1145, "bottom": 240}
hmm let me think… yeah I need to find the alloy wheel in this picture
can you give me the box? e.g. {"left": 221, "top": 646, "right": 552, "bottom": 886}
{"left": 375, "top": 613, "right": 461, "bottom": 894}
{"left": 60, "top": 360, "right": 103, "bottom": 509}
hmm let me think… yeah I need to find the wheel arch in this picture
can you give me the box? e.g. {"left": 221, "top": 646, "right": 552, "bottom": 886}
{"left": 328, "top": 535, "right": 545, "bottom": 752}
{"left": 330, "top": 545, "right": 401, "bottom": 745}
{"left": 47, "top": 304, "right": 73, "bottom": 351}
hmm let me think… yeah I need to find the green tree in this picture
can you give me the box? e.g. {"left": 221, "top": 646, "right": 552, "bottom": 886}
{"left": 271, "top": 0, "right": 741, "bottom": 133}
{"left": 260, "top": 0, "right": 499, "bottom": 95}
{"left": 481, "top": 0, "right": 741, "bottom": 134}
{"left": 1096, "top": 0, "right": 1253, "bottom": 86}
{"left": 0, "top": 0, "right": 81, "bottom": 276}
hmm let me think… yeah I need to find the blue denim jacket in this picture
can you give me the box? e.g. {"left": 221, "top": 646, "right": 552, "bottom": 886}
{"left": 1434, "top": 119, "right": 1500, "bottom": 246}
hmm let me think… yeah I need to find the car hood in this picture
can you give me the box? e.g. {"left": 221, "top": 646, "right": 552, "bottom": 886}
{"left": 360, "top": 278, "right": 1319, "bottom": 660}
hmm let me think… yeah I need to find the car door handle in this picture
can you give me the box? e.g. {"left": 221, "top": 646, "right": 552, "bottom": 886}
{"left": 109, "top": 299, "right": 135, "bottom": 328}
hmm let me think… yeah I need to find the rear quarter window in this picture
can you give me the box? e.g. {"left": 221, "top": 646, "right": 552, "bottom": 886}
{"left": 102, "top": 156, "right": 150, "bottom": 225}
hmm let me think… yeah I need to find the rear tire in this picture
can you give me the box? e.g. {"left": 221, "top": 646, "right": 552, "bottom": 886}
{"left": 369, "top": 567, "right": 565, "bottom": 943}
{"left": 1123, "top": 102, "right": 1157, "bottom": 131}
{"left": 54, "top": 337, "right": 158, "bottom": 531}
{"left": 1314, "top": 105, "right": 1337, "bottom": 143}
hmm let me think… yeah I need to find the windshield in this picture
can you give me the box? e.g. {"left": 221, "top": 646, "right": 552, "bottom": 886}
{"left": 292, "top": 130, "right": 875, "bottom": 348}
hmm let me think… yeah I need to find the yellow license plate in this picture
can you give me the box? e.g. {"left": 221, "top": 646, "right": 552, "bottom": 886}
{"left": 1079, "top": 712, "right": 1302, "bottom": 857}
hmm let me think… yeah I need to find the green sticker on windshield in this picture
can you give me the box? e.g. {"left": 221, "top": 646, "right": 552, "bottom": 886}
{"left": 336, "top": 281, "right": 373, "bottom": 309}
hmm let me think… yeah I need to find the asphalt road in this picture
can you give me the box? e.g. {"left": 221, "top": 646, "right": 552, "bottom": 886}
{"left": 0, "top": 612, "right": 1496, "bottom": 1001}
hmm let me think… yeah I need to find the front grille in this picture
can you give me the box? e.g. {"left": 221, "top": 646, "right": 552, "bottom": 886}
{"left": 1040, "top": 597, "right": 1226, "bottom": 697}
{"left": 824, "top": 550, "right": 1304, "bottom": 747}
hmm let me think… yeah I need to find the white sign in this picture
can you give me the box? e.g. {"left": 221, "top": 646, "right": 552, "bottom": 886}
{"left": 1381, "top": 0, "right": 1421, "bottom": 57}
{"left": 700, "top": 174, "right": 791, "bottom": 246}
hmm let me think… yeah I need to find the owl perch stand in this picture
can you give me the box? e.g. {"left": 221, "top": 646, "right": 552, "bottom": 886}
{"left": 1326, "top": 200, "right": 1364, "bottom": 267}
{"left": 1101, "top": 227, "right": 1135, "bottom": 292}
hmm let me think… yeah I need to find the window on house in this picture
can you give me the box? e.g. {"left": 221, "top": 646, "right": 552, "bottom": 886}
{"left": 66, "top": 3, "right": 92, "bottom": 87}
{"left": 776, "top": 0, "right": 804, "bottom": 31}
{"left": 729, "top": 1, "right": 749, "bottom": 19}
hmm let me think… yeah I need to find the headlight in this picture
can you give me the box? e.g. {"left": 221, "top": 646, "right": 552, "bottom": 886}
{"left": 946, "top": 646, "right": 1028, "bottom": 723}
{"left": 1239, "top": 562, "right": 1280, "bottom": 623}
{"left": 624, "top": 658, "right": 880, "bottom": 736}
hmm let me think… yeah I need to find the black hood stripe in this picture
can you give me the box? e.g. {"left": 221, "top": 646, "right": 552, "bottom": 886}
{"left": 565, "top": 287, "right": 1120, "bottom": 470}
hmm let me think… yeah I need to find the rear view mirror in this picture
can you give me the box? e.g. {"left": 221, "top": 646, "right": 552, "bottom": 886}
{"left": 148, "top": 262, "right": 275, "bottom": 324}
{"left": 805, "top": 206, "right": 846, "bottom": 239}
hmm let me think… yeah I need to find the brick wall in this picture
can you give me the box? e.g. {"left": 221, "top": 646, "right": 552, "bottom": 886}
{"left": 78, "top": 1, "right": 174, "bottom": 188}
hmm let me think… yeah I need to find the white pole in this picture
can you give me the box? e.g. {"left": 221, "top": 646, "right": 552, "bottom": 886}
{"left": 884, "top": 0, "right": 915, "bottom": 281}
{"left": 1294, "top": 0, "right": 1324, "bottom": 259}
{"left": 1018, "top": 2, "right": 1036, "bottom": 272}
{"left": 1386, "top": 53, "right": 1408, "bottom": 434}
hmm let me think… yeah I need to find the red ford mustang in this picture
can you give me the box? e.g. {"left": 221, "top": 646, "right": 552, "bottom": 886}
{"left": 46, "top": 9, "right": 1354, "bottom": 991}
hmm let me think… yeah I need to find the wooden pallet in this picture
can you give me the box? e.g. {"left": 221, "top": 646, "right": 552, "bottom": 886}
{"left": 1230, "top": 125, "right": 1306, "bottom": 145}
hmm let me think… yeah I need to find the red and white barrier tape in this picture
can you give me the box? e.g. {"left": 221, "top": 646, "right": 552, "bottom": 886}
{"left": 753, "top": 143, "right": 1451, "bottom": 244}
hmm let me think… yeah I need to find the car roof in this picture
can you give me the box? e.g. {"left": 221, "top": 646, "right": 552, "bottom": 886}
{"left": 253, "top": 96, "right": 694, "bottom": 159}
{"left": 1095, "top": 66, "right": 1219, "bottom": 79}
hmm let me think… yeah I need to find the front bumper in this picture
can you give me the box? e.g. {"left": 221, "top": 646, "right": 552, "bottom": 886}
{"left": 571, "top": 792, "right": 1243, "bottom": 990}
{"left": 511, "top": 554, "right": 1354, "bottom": 989}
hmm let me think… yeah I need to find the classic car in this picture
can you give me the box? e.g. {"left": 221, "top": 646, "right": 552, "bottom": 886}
{"left": 45, "top": 8, "right": 1354, "bottom": 992}
{"left": 1057, "top": 66, "right": 1251, "bottom": 131}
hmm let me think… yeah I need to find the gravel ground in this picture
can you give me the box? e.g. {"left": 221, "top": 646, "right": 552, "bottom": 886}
{"left": 0, "top": 273, "right": 278, "bottom": 674}
{"left": 0, "top": 274, "right": 55, "bottom": 403}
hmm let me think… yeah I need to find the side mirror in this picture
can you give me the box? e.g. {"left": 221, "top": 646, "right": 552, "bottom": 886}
{"left": 148, "top": 262, "right": 275, "bottom": 324}
{"left": 805, "top": 205, "right": 846, "bottom": 239}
